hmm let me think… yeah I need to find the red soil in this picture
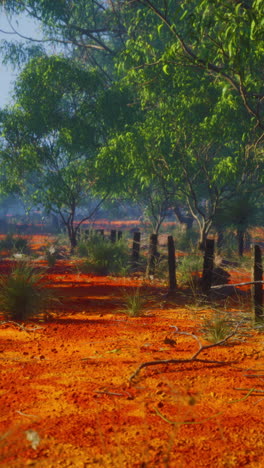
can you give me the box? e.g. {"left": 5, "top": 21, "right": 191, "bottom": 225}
{"left": 0, "top": 235, "right": 263, "bottom": 467}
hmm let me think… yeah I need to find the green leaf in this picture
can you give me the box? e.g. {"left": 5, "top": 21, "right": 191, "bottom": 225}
{"left": 157, "top": 23, "right": 164, "bottom": 35}
{"left": 162, "top": 64, "right": 170, "bottom": 75}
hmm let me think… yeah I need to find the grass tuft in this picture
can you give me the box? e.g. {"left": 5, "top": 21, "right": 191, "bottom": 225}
{"left": 119, "top": 288, "right": 147, "bottom": 317}
{"left": 0, "top": 262, "right": 54, "bottom": 321}
{"left": 201, "top": 313, "right": 233, "bottom": 343}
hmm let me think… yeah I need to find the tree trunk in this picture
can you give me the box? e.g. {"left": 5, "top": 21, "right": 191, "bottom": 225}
{"left": 174, "top": 205, "right": 194, "bottom": 231}
{"left": 131, "top": 231, "right": 141, "bottom": 270}
{"left": 252, "top": 245, "right": 263, "bottom": 320}
{"left": 216, "top": 228, "right": 224, "bottom": 252}
{"left": 198, "top": 227, "right": 207, "bottom": 251}
{"left": 67, "top": 224, "right": 77, "bottom": 252}
{"left": 237, "top": 229, "right": 245, "bottom": 257}
{"left": 201, "top": 239, "right": 215, "bottom": 294}
{"left": 198, "top": 220, "right": 212, "bottom": 251}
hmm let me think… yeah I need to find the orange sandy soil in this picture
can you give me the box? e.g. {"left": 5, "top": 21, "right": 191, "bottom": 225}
{"left": 0, "top": 235, "right": 264, "bottom": 467}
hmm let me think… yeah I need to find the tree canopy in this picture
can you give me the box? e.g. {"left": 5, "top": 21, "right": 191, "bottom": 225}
{"left": 0, "top": 0, "right": 263, "bottom": 247}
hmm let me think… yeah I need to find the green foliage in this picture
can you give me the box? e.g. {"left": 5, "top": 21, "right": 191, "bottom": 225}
{"left": 0, "top": 263, "right": 52, "bottom": 321}
{"left": 173, "top": 228, "right": 199, "bottom": 252}
{"left": 80, "top": 236, "right": 130, "bottom": 276}
{"left": 0, "top": 234, "right": 29, "bottom": 254}
{"left": 119, "top": 288, "right": 147, "bottom": 317}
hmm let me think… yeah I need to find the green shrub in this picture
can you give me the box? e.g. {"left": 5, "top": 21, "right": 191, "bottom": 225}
{"left": 81, "top": 236, "right": 130, "bottom": 276}
{"left": 0, "top": 234, "right": 29, "bottom": 254}
{"left": 0, "top": 263, "right": 53, "bottom": 321}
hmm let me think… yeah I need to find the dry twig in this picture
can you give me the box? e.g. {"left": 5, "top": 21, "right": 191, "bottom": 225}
{"left": 129, "top": 323, "right": 241, "bottom": 381}
{"left": 0, "top": 321, "right": 43, "bottom": 333}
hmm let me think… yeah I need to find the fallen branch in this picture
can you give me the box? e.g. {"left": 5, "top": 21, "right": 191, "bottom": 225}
{"left": 0, "top": 321, "right": 43, "bottom": 333}
{"left": 129, "top": 323, "right": 241, "bottom": 381}
{"left": 211, "top": 281, "right": 263, "bottom": 289}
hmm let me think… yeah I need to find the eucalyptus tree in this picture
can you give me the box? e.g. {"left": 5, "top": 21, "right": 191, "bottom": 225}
{"left": 0, "top": 55, "right": 112, "bottom": 249}
{"left": 98, "top": 52, "right": 256, "bottom": 248}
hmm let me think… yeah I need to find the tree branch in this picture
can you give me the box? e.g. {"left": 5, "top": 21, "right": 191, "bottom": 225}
{"left": 129, "top": 323, "right": 241, "bottom": 381}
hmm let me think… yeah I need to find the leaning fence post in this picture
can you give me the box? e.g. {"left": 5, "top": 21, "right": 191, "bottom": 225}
{"left": 252, "top": 244, "right": 263, "bottom": 320}
{"left": 201, "top": 239, "right": 215, "bottom": 293}
{"left": 168, "top": 235, "right": 177, "bottom": 291}
{"left": 147, "top": 233, "right": 158, "bottom": 277}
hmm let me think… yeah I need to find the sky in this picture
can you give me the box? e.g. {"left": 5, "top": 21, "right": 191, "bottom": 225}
{"left": 0, "top": 11, "right": 41, "bottom": 107}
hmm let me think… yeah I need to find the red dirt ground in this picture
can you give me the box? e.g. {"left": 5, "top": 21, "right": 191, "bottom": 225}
{"left": 0, "top": 233, "right": 263, "bottom": 467}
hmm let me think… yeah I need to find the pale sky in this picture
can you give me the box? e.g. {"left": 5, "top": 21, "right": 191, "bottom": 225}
{"left": 0, "top": 11, "right": 41, "bottom": 107}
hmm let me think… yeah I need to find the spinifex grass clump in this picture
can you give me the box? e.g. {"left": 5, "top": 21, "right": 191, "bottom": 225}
{"left": 120, "top": 288, "right": 148, "bottom": 317}
{"left": 80, "top": 235, "right": 130, "bottom": 276}
{"left": 202, "top": 313, "right": 232, "bottom": 343}
{"left": 177, "top": 253, "right": 203, "bottom": 287}
{"left": 0, "top": 263, "right": 52, "bottom": 321}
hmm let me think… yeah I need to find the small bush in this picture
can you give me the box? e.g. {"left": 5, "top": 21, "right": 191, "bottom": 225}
{"left": 80, "top": 236, "right": 130, "bottom": 276}
{"left": 177, "top": 254, "right": 203, "bottom": 287}
{"left": 0, "top": 263, "right": 53, "bottom": 321}
{"left": 0, "top": 234, "right": 29, "bottom": 254}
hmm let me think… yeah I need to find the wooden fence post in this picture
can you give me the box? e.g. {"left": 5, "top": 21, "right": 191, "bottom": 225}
{"left": 110, "top": 229, "right": 116, "bottom": 243}
{"left": 147, "top": 234, "right": 158, "bottom": 277}
{"left": 201, "top": 239, "right": 215, "bottom": 293}
{"left": 252, "top": 245, "right": 263, "bottom": 320}
{"left": 168, "top": 235, "right": 177, "bottom": 291}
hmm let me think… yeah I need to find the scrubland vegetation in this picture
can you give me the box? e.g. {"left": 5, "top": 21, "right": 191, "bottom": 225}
{"left": 0, "top": 1, "right": 263, "bottom": 466}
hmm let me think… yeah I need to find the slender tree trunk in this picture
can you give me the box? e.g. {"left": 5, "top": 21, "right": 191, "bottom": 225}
{"left": 66, "top": 223, "right": 77, "bottom": 252}
{"left": 216, "top": 227, "right": 224, "bottom": 252}
{"left": 201, "top": 239, "right": 215, "bottom": 294}
{"left": 252, "top": 245, "right": 263, "bottom": 320}
{"left": 237, "top": 229, "right": 245, "bottom": 257}
{"left": 198, "top": 226, "right": 207, "bottom": 251}
{"left": 132, "top": 231, "right": 141, "bottom": 270}
{"left": 198, "top": 220, "right": 212, "bottom": 251}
